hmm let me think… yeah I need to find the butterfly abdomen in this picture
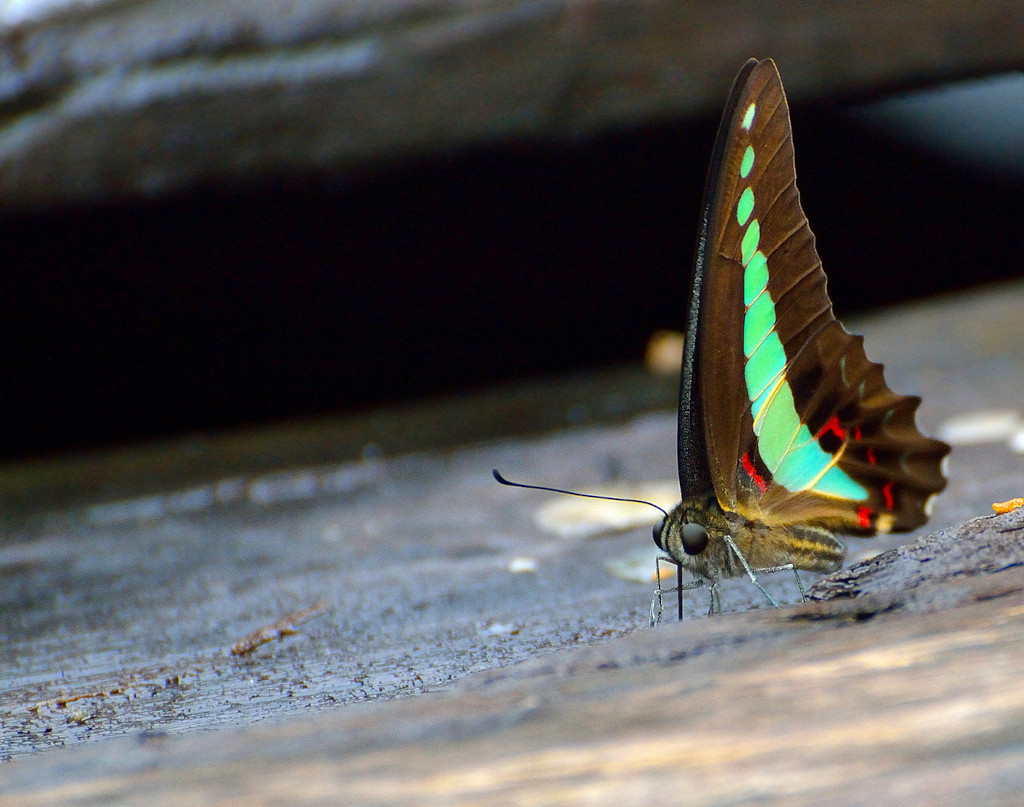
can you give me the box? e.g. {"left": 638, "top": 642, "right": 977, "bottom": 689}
{"left": 729, "top": 518, "right": 846, "bottom": 576}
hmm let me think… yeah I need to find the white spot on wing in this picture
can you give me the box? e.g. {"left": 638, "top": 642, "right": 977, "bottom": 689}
{"left": 741, "top": 102, "right": 756, "bottom": 130}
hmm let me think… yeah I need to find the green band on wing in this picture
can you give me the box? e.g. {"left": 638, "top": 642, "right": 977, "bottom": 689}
{"left": 737, "top": 188, "right": 755, "bottom": 226}
{"left": 737, "top": 140, "right": 867, "bottom": 501}
{"left": 743, "top": 292, "right": 775, "bottom": 356}
{"left": 813, "top": 466, "right": 869, "bottom": 499}
{"left": 743, "top": 251, "right": 768, "bottom": 304}
{"left": 773, "top": 430, "right": 867, "bottom": 498}
{"left": 740, "top": 146, "right": 755, "bottom": 179}
{"left": 753, "top": 381, "right": 801, "bottom": 470}
{"left": 750, "top": 379, "right": 776, "bottom": 424}
{"left": 773, "top": 429, "right": 828, "bottom": 488}
{"left": 741, "top": 220, "right": 760, "bottom": 266}
{"left": 745, "top": 332, "right": 786, "bottom": 401}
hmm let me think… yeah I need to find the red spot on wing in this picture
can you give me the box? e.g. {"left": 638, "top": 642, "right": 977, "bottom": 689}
{"left": 856, "top": 506, "right": 873, "bottom": 529}
{"left": 882, "top": 481, "right": 895, "bottom": 510}
{"left": 741, "top": 452, "right": 769, "bottom": 493}
{"left": 866, "top": 447, "right": 877, "bottom": 465}
{"left": 816, "top": 415, "right": 846, "bottom": 441}
{"left": 854, "top": 425, "right": 863, "bottom": 440}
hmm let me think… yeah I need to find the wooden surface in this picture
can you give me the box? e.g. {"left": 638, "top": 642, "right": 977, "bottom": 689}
{"left": 5, "top": 515, "right": 1024, "bottom": 805}
{"left": 2, "top": 280, "right": 1024, "bottom": 801}
{"left": 1, "top": 0, "right": 1023, "bottom": 208}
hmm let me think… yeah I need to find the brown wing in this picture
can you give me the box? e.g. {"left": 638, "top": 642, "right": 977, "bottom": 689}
{"left": 695, "top": 59, "right": 949, "bottom": 535}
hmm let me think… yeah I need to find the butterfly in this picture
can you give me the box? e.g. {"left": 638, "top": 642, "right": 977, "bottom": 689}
{"left": 651, "top": 58, "right": 951, "bottom": 618}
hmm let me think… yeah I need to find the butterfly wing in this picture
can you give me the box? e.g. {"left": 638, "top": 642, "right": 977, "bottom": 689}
{"left": 691, "top": 58, "right": 949, "bottom": 534}
{"left": 676, "top": 61, "right": 760, "bottom": 503}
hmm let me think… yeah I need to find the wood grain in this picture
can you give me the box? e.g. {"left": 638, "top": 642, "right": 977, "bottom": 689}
{"left": 5, "top": 521, "right": 1024, "bottom": 804}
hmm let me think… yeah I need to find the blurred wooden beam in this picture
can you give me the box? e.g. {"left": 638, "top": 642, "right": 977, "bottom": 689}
{"left": 1, "top": 0, "right": 1022, "bottom": 208}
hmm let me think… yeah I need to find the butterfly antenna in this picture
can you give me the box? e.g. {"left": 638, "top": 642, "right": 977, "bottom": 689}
{"left": 492, "top": 469, "right": 669, "bottom": 518}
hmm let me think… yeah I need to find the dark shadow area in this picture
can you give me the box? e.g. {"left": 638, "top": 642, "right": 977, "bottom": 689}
{"left": 2, "top": 101, "right": 1020, "bottom": 461}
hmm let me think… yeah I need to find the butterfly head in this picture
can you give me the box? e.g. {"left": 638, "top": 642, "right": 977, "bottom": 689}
{"left": 653, "top": 494, "right": 733, "bottom": 576}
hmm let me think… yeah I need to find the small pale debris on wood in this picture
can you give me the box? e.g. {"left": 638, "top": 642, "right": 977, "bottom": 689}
{"left": 1010, "top": 431, "right": 1024, "bottom": 453}
{"left": 533, "top": 480, "right": 678, "bottom": 539}
{"left": 230, "top": 600, "right": 329, "bottom": 656}
{"left": 644, "top": 330, "right": 685, "bottom": 376}
{"left": 507, "top": 556, "right": 537, "bottom": 573}
{"left": 66, "top": 709, "right": 93, "bottom": 724}
{"left": 936, "top": 409, "right": 1022, "bottom": 445}
{"left": 479, "top": 622, "right": 519, "bottom": 636}
{"left": 993, "top": 498, "right": 1024, "bottom": 513}
{"left": 604, "top": 543, "right": 664, "bottom": 583}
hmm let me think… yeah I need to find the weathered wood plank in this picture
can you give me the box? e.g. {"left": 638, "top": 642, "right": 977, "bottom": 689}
{"left": 1, "top": 0, "right": 1022, "bottom": 207}
{"left": 809, "top": 511, "right": 1024, "bottom": 607}
{"left": 5, "top": 519, "right": 1024, "bottom": 805}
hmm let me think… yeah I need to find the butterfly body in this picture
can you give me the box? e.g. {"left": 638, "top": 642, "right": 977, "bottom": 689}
{"left": 658, "top": 494, "right": 845, "bottom": 583}
{"left": 654, "top": 58, "right": 950, "bottom": 611}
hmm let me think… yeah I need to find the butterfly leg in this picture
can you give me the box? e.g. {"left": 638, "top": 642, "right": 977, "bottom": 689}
{"left": 649, "top": 588, "right": 667, "bottom": 627}
{"left": 791, "top": 567, "right": 807, "bottom": 602}
{"left": 649, "top": 577, "right": 665, "bottom": 628}
{"left": 747, "top": 563, "right": 806, "bottom": 602}
{"left": 723, "top": 535, "right": 780, "bottom": 607}
{"left": 707, "top": 574, "right": 722, "bottom": 616}
{"left": 650, "top": 556, "right": 707, "bottom": 626}
{"left": 723, "top": 536, "right": 809, "bottom": 606}
{"left": 649, "top": 555, "right": 675, "bottom": 627}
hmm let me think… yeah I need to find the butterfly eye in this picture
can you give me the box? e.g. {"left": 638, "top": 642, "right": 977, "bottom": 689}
{"left": 652, "top": 517, "right": 666, "bottom": 549}
{"left": 681, "top": 522, "right": 709, "bottom": 556}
